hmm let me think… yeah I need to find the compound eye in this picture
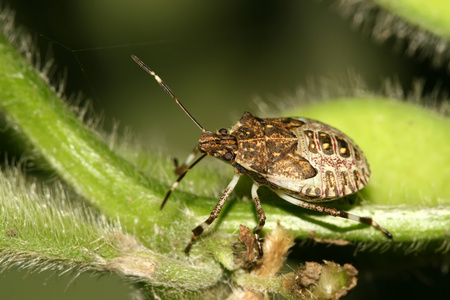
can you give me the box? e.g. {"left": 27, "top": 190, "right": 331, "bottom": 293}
{"left": 218, "top": 128, "right": 228, "bottom": 135}
{"left": 223, "top": 152, "right": 234, "bottom": 161}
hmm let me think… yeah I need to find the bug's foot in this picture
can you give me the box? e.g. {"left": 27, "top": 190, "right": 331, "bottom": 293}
{"left": 254, "top": 236, "right": 264, "bottom": 258}
{"left": 372, "top": 220, "right": 393, "bottom": 240}
{"left": 184, "top": 241, "right": 194, "bottom": 254}
{"left": 172, "top": 158, "right": 185, "bottom": 176}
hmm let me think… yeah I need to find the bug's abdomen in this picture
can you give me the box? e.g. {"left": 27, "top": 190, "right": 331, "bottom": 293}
{"left": 294, "top": 119, "right": 370, "bottom": 201}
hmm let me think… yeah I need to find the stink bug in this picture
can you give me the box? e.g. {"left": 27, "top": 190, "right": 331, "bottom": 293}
{"left": 132, "top": 55, "right": 392, "bottom": 256}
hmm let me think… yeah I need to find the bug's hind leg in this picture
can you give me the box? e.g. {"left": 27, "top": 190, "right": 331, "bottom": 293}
{"left": 251, "top": 184, "right": 266, "bottom": 258}
{"left": 275, "top": 191, "right": 393, "bottom": 240}
{"left": 184, "top": 174, "right": 241, "bottom": 253}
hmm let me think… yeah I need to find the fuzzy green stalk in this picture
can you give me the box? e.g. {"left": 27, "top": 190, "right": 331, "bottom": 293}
{"left": 374, "top": 0, "right": 450, "bottom": 39}
{"left": 0, "top": 11, "right": 450, "bottom": 297}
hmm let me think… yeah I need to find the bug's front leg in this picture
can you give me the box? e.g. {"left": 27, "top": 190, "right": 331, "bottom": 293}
{"left": 184, "top": 174, "right": 241, "bottom": 253}
{"left": 161, "top": 153, "right": 207, "bottom": 210}
{"left": 251, "top": 183, "right": 266, "bottom": 258}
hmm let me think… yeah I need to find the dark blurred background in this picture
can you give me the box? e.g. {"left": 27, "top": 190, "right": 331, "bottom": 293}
{"left": 1, "top": 0, "right": 449, "bottom": 299}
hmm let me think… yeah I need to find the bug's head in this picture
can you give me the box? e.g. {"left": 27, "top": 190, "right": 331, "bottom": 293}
{"left": 198, "top": 128, "right": 237, "bottom": 162}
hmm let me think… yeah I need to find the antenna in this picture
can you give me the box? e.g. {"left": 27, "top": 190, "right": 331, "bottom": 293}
{"left": 131, "top": 55, "right": 206, "bottom": 132}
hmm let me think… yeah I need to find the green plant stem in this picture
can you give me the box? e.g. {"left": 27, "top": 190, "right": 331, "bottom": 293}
{"left": 0, "top": 30, "right": 224, "bottom": 289}
{"left": 0, "top": 17, "right": 449, "bottom": 295}
{"left": 0, "top": 32, "right": 164, "bottom": 237}
{"left": 1, "top": 27, "right": 449, "bottom": 248}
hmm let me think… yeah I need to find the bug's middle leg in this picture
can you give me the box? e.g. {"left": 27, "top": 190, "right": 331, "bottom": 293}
{"left": 251, "top": 183, "right": 266, "bottom": 258}
{"left": 184, "top": 174, "right": 241, "bottom": 253}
